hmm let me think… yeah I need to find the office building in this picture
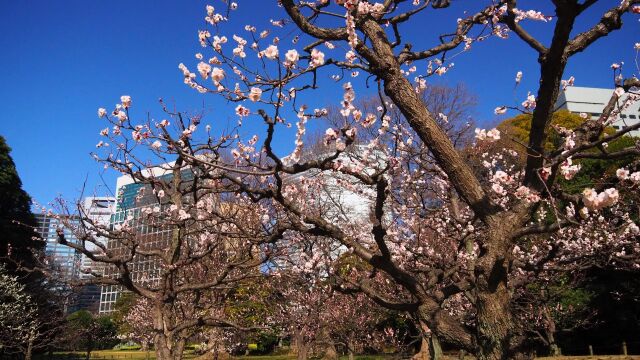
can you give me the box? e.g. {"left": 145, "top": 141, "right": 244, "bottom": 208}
{"left": 34, "top": 213, "right": 82, "bottom": 281}
{"left": 556, "top": 86, "right": 640, "bottom": 137}
{"left": 35, "top": 213, "right": 91, "bottom": 313}
{"left": 79, "top": 196, "right": 116, "bottom": 278}
{"left": 36, "top": 197, "right": 116, "bottom": 313}
{"left": 100, "top": 164, "right": 184, "bottom": 313}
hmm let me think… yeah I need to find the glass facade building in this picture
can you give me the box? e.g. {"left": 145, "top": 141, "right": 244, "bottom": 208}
{"left": 34, "top": 213, "right": 82, "bottom": 281}
{"left": 36, "top": 197, "right": 116, "bottom": 314}
{"left": 99, "top": 165, "right": 186, "bottom": 313}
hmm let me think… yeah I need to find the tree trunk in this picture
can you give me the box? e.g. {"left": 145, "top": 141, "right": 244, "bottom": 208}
{"left": 86, "top": 338, "right": 93, "bottom": 360}
{"left": 292, "top": 331, "right": 310, "bottom": 360}
{"left": 413, "top": 335, "right": 430, "bottom": 360}
{"left": 155, "top": 334, "right": 186, "bottom": 360}
{"left": 413, "top": 322, "right": 442, "bottom": 360}
{"left": 24, "top": 335, "right": 34, "bottom": 360}
{"left": 320, "top": 328, "right": 337, "bottom": 360}
{"left": 347, "top": 339, "right": 357, "bottom": 360}
{"left": 323, "top": 341, "right": 338, "bottom": 360}
{"left": 297, "top": 343, "right": 310, "bottom": 360}
{"left": 475, "top": 224, "right": 514, "bottom": 360}
{"left": 153, "top": 303, "right": 186, "bottom": 360}
{"left": 522, "top": 8, "right": 576, "bottom": 190}
{"left": 542, "top": 307, "right": 559, "bottom": 357}
{"left": 476, "top": 287, "right": 511, "bottom": 360}
{"left": 430, "top": 336, "right": 443, "bottom": 360}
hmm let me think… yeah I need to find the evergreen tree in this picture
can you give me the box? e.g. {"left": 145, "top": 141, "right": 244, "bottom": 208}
{"left": 0, "top": 135, "right": 42, "bottom": 272}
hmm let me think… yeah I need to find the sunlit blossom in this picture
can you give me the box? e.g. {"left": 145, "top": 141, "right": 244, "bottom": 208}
{"left": 248, "top": 87, "right": 262, "bottom": 102}
{"left": 120, "top": 95, "right": 132, "bottom": 108}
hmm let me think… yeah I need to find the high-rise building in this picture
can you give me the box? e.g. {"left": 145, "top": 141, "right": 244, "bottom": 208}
{"left": 80, "top": 197, "right": 116, "bottom": 278}
{"left": 100, "top": 164, "right": 183, "bottom": 313}
{"left": 284, "top": 145, "right": 381, "bottom": 222}
{"left": 556, "top": 86, "right": 640, "bottom": 137}
{"left": 35, "top": 213, "right": 91, "bottom": 313}
{"left": 98, "top": 149, "right": 382, "bottom": 311}
{"left": 36, "top": 197, "right": 116, "bottom": 314}
{"left": 73, "top": 197, "right": 116, "bottom": 313}
{"left": 34, "top": 213, "right": 82, "bottom": 281}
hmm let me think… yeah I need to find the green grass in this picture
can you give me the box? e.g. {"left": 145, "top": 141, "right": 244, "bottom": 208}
{"left": 37, "top": 350, "right": 198, "bottom": 360}
{"left": 234, "top": 356, "right": 391, "bottom": 360}
{"left": 236, "top": 356, "right": 297, "bottom": 360}
{"left": 38, "top": 351, "right": 640, "bottom": 360}
{"left": 39, "top": 353, "right": 393, "bottom": 360}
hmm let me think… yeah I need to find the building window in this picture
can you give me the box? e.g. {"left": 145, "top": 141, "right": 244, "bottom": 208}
{"left": 630, "top": 115, "right": 637, "bottom": 119}
{"left": 621, "top": 114, "right": 627, "bottom": 119}
{"left": 591, "top": 113, "right": 601, "bottom": 117}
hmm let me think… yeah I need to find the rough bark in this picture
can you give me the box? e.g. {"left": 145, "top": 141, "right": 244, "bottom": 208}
{"left": 523, "top": 4, "right": 577, "bottom": 189}
{"left": 279, "top": 2, "right": 636, "bottom": 360}
{"left": 430, "top": 335, "right": 443, "bottom": 360}
{"left": 296, "top": 343, "right": 310, "bottom": 360}
{"left": 416, "top": 301, "right": 474, "bottom": 352}
{"left": 153, "top": 303, "right": 186, "bottom": 360}
{"left": 475, "top": 251, "right": 512, "bottom": 360}
{"left": 413, "top": 320, "right": 443, "bottom": 360}
{"left": 24, "top": 335, "right": 34, "bottom": 360}
{"left": 474, "top": 211, "right": 528, "bottom": 360}
{"left": 292, "top": 331, "right": 310, "bottom": 360}
{"left": 323, "top": 340, "right": 338, "bottom": 360}
{"left": 155, "top": 334, "right": 186, "bottom": 360}
{"left": 413, "top": 334, "right": 443, "bottom": 360}
{"left": 358, "top": 18, "right": 492, "bottom": 219}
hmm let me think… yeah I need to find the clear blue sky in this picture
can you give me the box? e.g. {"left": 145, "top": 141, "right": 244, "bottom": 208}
{"left": 0, "top": 1, "right": 637, "bottom": 207}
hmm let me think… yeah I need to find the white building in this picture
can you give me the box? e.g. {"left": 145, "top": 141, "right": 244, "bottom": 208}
{"left": 80, "top": 197, "right": 116, "bottom": 279}
{"left": 556, "top": 86, "right": 640, "bottom": 137}
{"left": 274, "top": 145, "right": 387, "bottom": 271}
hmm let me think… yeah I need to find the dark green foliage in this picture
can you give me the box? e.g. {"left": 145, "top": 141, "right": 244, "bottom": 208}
{"left": 498, "top": 113, "right": 640, "bottom": 354}
{"left": 111, "top": 292, "right": 137, "bottom": 338}
{"left": 0, "top": 135, "right": 42, "bottom": 272}
{"left": 64, "top": 310, "right": 118, "bottom": 357}
{"left": 247, "top": 332, "right": 280, "bottom": 355}
{"left": 558, "top": 135, "right": 638, "bottom": 194}
{"left": 557, "top": 269, "right": 640, "bottom": 355}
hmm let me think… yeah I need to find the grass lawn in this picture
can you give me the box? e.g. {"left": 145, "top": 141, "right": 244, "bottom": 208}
{"left": 39, "top": 351, "right": 640, "bottom": 360}
{"left": 38, "top": 350, "right": 198, "bottom": 360}
{"left": 40, "top": 352, "right": 401, "bottom": 360}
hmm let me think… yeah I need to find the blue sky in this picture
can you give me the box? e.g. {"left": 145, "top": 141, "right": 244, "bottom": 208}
{"left": 0, "top": 0, "right": 637, "bottom": 208}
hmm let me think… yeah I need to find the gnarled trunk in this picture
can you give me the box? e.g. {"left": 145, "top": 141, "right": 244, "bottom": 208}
{"left": 475, "top": 271, "right": 512, "bottom": 360}
{"left": 413, "top": 322, "right": 442, "bottom": 360}
{"left": 291, "top": 331, "right": 310, "bottom": 360}
{"left": 155, "top": 333, "right": 186, "bottom": 360}
{"left": 153, "top": 303, "right": 186, "bottom": 360}
{"left": 318, "top": 328, "right": 337, "bottom": 360}
{"left": 475, "top": 220, "right": 519, "bottom": 360}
